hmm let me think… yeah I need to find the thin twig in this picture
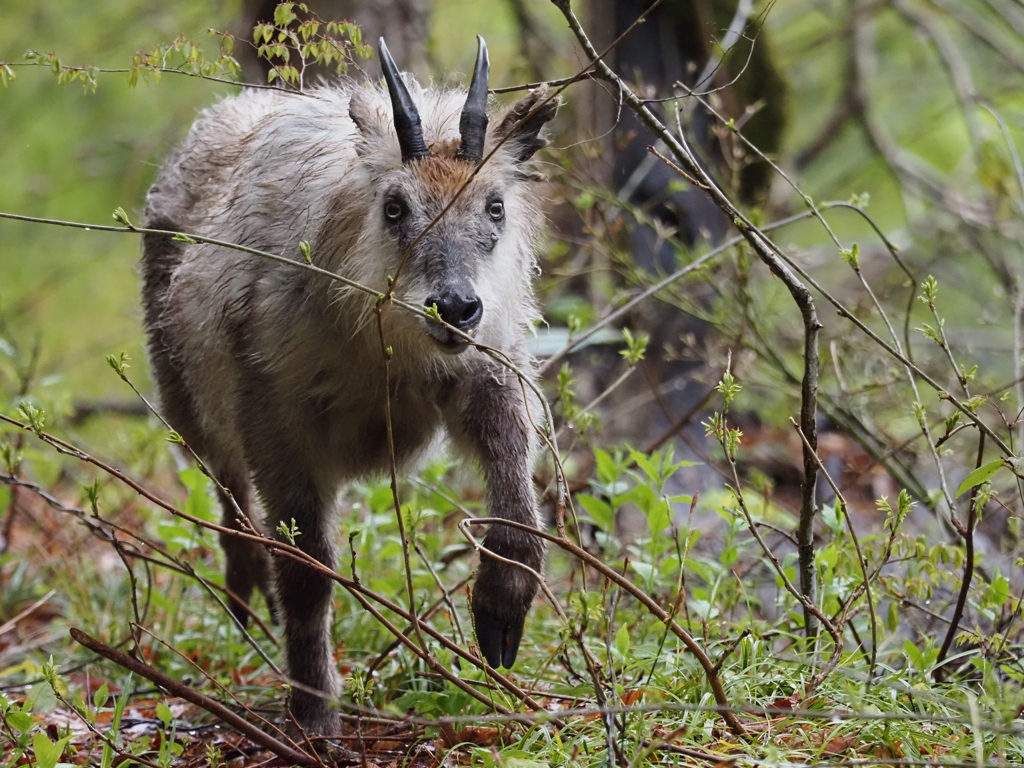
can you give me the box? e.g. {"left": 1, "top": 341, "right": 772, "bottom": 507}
{"left": 935, "top": 432, "right": 985, "bottom": 680}
{"left": 790, "top": 418, "right": 878, "bottom": 684}
{"left": 70, "top": 628, "right": 322, "bottom": 767}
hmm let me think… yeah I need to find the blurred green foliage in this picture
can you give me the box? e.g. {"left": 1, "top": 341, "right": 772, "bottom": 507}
{"left": 0, "top": 0, "right": 241, "bottom": 403}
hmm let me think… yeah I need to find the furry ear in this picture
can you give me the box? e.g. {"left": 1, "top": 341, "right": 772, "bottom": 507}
{"left": 348, "top": 89, "right": 388, "bottom": 155}
{"left": 494, "top": 86, "right": 559, "bottom": 164}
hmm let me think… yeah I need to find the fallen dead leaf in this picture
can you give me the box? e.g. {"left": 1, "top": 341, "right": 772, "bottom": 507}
{"left": 822, "top": 733, "right": 857, "bottom": 755}
{"left": 620, "top": 689, "right": 643, "bottom": 706}
{"left": 438, "top": 723, "right": 501, "bottom": 749}
{"left": 770, "top": 693, "right": 801, "bottom": 710}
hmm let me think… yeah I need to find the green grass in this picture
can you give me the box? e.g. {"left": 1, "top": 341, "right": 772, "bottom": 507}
{"left": 1, "top": 422, "right": 1023, "bottom": 765}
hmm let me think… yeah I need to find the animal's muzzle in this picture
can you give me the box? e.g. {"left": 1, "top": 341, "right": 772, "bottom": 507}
{"left": 425, "top": 290, "right": 483, "bottom": 352}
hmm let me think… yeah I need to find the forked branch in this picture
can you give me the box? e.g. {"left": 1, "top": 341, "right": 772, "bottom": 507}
{"left": 551, "top": 0, "right": 823, "bottom": 635}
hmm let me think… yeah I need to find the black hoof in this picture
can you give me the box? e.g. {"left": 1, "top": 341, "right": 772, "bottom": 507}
{"left": 473, "top": 604, "right": 526, "bottom": 669}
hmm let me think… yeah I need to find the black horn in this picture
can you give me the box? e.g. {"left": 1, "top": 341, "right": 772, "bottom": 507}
{"left": 455, "top": 36, "right": 489, "bottom": 164}
{"left": 378, "top": 38, "right": 430, "bottom": 162}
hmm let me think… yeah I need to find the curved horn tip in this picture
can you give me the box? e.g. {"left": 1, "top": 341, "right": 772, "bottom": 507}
{"left": 377, "top": 37, "right": 399, "bottom": 81}
{"left": 474, "top": 36, "right": 489, "bottom": 76}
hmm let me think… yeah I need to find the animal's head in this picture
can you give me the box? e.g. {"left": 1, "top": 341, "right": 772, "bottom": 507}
{"left": 347, "top": 37, "right": 558, "bottom": 355}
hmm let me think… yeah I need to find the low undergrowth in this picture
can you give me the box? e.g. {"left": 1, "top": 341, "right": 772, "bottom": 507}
{"left": 1, "top": 395, "right": 1022, "bottom": 766}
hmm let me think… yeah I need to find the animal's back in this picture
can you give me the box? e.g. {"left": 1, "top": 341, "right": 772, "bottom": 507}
{"left": 141, "top": 87, "right": 369, "bottom": 463}
{"left": 146, "top": 87, "right": 360, "bottom": 239}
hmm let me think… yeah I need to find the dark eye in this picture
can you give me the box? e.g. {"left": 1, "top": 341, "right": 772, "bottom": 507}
{"left": 487, "top": 200, "right": 504, "bottom": 220}
{"left": 384, "top": 200, "right": 405, "bottom": 220}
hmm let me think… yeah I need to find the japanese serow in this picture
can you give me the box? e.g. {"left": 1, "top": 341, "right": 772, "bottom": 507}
{"left": 140, "top": 38, "right": 558, "bottom": 734}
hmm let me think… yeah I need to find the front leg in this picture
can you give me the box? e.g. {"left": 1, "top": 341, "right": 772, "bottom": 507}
{"left": 235, "top": 380, "right": 340, "bottom": 736}
{"left": 264, "top": 480, "right": 340, "bottom": 736}
{"left": 444, "top": 361, "right": 545, "bottom": 669}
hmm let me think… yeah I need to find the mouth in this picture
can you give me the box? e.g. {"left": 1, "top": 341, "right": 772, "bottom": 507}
{"left": 425, "top": 324, "right": 475, "bottom": 355}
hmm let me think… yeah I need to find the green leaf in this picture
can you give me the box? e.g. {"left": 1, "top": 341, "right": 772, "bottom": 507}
{"left": 614, "top": 622, "right": 630, "bottom": 659}
{"left": 33, "top": 733, "right": 58, "bottom": 768}
{"left": 32, "top": 732, "right": 69, "bottom": 768}
{"left": 956, "top": 459, "right": 1004, "bottom": 497}
{"left": 817, "top": 544, "right": 837, "bottom": 571}
{"left": 594, "top": 449, "right": 621, "bottom": 485}
{"left": 577, "top": 494, "right": 614, "bottom": 532}
{"left": 92, "top": 682, "right": 109, "bottom": 711}
{"left": 821, "top": 503, "right": 841, "bottom": 536}
{"left": 645, "top": 498, "right": 671, "bottom": 536}
{"left": 903, "top": 639, "right": 923, "bottom": 670}
{"left": 156, "top": 702, "right": 173, "bottom": 729}
{"left": 986, "top": 573, "right": 1011, "bottom": 609}
{"left": 625, "top": 483, "right": 656, "bottom": 514}
{"left": 102, "top": 675, "right": 133, "bottom": 768}
{"left": 720, "top": 544, "right": 738, "bottom": 568}
{"left": 179, "top": 467, "right": 213, "bottom": 522}
{"left": 619, "top": 327, "right": 648, "bottom": 364}
{"left": 111, "top": 207, "right": 131, "bottom": 227}
{"left": 6, "top": 710, "right": 33, "bottom": 733}
{"left": 630, "top": 561, "right": 655, "bottom": 582}
{"left": 628, "top": 448, "right": 658, "bottom": 484}
{"left": 962, "top": 394, "right": 987, "bottom": 412}
{"left": 274, "top": 3, "right": 297, "bottom": 27}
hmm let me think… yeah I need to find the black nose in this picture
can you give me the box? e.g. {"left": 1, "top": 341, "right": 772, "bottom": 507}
{"left": 427, "top": 291, "right": 483, "bottom": 332}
